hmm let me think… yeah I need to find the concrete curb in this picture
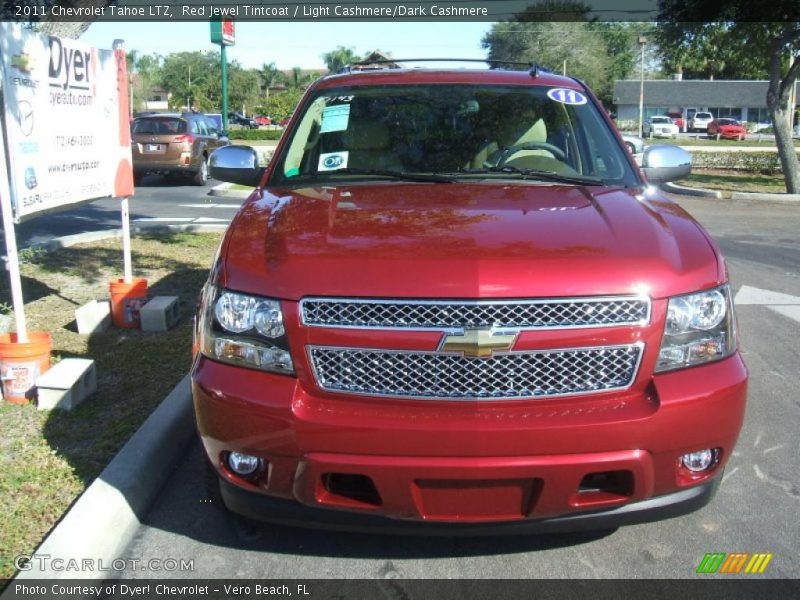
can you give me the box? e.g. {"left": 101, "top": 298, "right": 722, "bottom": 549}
{"left": 730, "top": 191, "right": 800, "bottom": 202}
{"left": 208, "top": 183, "right": 250, "bottom": 199}
{"left": 12, "top": 375, "right": 195, "bottom": 581}
{"left": 660, "top": 182, "right": 723, "bottom": 199}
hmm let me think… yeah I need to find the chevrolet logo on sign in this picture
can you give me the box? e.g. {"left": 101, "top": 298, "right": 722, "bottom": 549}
{"left": 438, "top": 328, "right": 518, "bottom": 358}
{"left": 11, "top": 53, "right": 35, "bottom": 73}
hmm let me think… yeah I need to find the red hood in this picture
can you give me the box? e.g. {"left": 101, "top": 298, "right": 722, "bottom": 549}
{"left": 220, "top": 183, "right": 724, "bottom": 301}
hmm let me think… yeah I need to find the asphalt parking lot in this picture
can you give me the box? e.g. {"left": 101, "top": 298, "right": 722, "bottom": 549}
{"left": 109, "top": 192, "right": 799, "bottom": 581}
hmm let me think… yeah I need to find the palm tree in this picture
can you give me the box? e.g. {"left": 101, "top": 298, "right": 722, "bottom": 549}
{"left": 321, "top": 46, "right": 360, "bottom": 73}
{"left": 259, "top": 62, "right": 284, "bottom": 98}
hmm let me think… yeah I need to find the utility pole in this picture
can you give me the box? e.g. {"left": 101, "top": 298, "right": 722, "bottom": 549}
{"left": 638, "top": 36, "right": 647, "bottom": 138}
{"left": 187, "top": 64, "right": 191, "bottom": 112}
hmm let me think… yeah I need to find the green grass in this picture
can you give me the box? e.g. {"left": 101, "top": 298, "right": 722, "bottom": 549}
{"left": 678, "top": 170, "right": 788, "bottom": 196}
{"left": 230, "top": 139, "right": 279, "bottom": 147}
{"left": 0, "top": 232, "right": 223, "bottom": 579}
{"left": 644, "top": 136, "right": 799, "bottom": 147}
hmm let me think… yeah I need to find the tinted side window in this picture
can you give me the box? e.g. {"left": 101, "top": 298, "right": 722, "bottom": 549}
{"left": 195, "top": 118, "right": 209, "bottom": 136}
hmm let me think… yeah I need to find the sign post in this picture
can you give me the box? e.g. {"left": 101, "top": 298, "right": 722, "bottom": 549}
{"left": 113, "top": 40, "right": 134, "bottom": 284}
{"left": 210, "top": 18, "right": 235, "bottom": 131}
{"left": 0, "top": 114, "right": 28, "bottom": 343}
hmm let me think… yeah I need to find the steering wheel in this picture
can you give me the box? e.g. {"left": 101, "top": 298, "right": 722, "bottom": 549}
{"left": 494, "top": 142, "right": 567, "bottom": 166}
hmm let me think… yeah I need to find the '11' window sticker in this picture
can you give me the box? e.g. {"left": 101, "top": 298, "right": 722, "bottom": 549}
{"left": 547, "top": 88, "right": 588, "bottom": 106}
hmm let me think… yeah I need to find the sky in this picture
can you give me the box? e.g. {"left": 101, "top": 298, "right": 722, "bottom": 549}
{"left": 79, "top": 21, "right": 494, "bottom": 70}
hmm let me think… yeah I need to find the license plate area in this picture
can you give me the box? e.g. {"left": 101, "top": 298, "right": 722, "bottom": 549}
{"left": 411, "top": 478, "right": 542, "bottom": 521}
{"left": 145, "top": 144, "right": 162, "bottom": 152}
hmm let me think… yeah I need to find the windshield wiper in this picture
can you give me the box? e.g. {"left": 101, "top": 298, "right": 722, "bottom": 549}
{"left": 325, "top": 168, "right": 454, "bottom": 183}
{"left": 457, "top": 166, "right": 604, "bottom": 186}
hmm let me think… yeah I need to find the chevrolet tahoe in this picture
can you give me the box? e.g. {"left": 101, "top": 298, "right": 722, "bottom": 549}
{"left": 192, "top": 64, "right": 747, "bottom": 534}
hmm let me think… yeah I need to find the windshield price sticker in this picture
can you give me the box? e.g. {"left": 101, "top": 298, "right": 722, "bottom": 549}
{"left": 547, "top": 88, "right": 588, "bottom": 106}
{"left": 320, "top": 104, "right": 351, "bottom": 133}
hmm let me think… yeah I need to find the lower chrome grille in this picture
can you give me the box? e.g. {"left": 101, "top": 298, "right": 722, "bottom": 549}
{"left": 308, "top": 344, "right": 643, "bottom": 400}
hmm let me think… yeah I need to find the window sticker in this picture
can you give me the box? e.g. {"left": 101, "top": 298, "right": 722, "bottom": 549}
{"left": 320, "top": 104, "right": 351, "bottom": 133}
{"left": 318, "top": 151, "right": 349, "bottom": 171}
{"left": 546, "top": 88, "right": 588, "bottom": 106}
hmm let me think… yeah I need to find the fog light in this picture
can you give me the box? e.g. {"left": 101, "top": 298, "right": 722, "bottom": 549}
{"left": 681, "top": 449, "right": 715, "bottom": 472}
{"left": 227, "top": 452, "right": 261, "bottom": 476}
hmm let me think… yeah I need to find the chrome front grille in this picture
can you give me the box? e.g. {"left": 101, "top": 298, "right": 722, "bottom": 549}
{"left": 301, "top": 297, "right": 650, "bottom": 330}
{"left": 308, "top": 344, "right": 643, "bottom": 400}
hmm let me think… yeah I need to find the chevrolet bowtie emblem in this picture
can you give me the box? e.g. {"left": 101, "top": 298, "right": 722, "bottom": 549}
{"left": 438, "top": 328, "right": 518, "bottom": 358}
{"left": 11, "top": 53, "right": 35, "bottom": 73}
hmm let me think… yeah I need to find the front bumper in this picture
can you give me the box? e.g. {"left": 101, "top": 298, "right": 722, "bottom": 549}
{"left": 193, "top": 352, "right": 747, "bottom": 529}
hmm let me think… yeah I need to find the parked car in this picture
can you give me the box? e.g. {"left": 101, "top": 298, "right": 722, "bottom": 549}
{"left": 279, "top": 117, "right": 291, "bottom": 127}
{"left": 688, "top": 112, "right": 713, "bottom": 132}
{"left": 196, "top": 64, "right": 747, "bottom": 534}
{"left": 666, "top": 111, "right": 685, "bottom": 131}
{"left": 621, "top": 133, "right": 644, "bottom": 155}
{"left": 707, "top": 118, "right": 747, "bottom": 141}
{"left": 131, "top": 113, "right": 229, "bottom": 185}
{"left": 228, "top": 112, "right": 258, "bottom": 129}
{"left": 749, "top": 120, "right": 773, "bottom": 133}
{"left": 643, "top": 116, "right": 679, "bottom": 138}
{"left": 254, "top": 115, "right": 272, "bottom": 126}
{"left": 205, "top": 113, "right": 223, "bottom": 132}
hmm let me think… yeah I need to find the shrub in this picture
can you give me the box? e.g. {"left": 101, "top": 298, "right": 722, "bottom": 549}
{"left": 227, "top": 129, "right": 283, "bottom": 141}
{"left": 689, "top": 151, "right": 793, "bottom": 175}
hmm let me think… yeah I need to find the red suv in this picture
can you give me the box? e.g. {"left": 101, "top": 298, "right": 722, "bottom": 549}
{"left": 193, "top": 65, "right": 747, "bottom": 534}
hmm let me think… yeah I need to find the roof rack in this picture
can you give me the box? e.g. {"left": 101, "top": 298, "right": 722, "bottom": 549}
{"left": 339, "top": 58, "right": 547, "bottom": 78}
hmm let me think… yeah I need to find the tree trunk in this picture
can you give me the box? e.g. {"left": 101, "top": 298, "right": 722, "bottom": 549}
{"left": 766, "top": 42, "right": 800, "bottom": 194}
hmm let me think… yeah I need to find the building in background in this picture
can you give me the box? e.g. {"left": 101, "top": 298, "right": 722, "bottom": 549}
{"left": 613, "top": 79, "right": 799, "bottom": 130}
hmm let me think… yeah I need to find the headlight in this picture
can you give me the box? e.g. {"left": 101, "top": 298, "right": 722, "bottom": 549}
{"left": 198, "top": 285, "right": 294, "bottom": 374}
{"left": 656, "top": 285, "right": 736, "bottom": 373}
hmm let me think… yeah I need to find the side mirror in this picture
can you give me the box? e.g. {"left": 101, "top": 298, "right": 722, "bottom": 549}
{"left": 209, "top": 145, "right": 264, "bottom": 187}
{"left": 641, "top": 145, "right": 691, "bottom": 184}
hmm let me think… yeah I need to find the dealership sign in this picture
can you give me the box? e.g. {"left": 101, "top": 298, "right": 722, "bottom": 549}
{"left": 210, "top": 18, "right": 235, "bottom": 46}
{"left": 0, "top": 23, "right": 133, "bottom": 221}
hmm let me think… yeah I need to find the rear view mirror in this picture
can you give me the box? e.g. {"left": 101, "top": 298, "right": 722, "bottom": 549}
{"left": 641, "top": 145, "right": 692, "bottom": 184}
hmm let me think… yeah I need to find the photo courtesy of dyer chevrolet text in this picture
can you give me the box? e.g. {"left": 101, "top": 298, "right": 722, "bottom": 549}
{"left": 13, "top": 583, "right": 309, "bottom": 597}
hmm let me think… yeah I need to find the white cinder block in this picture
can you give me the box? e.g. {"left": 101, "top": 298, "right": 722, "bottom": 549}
{"left": 140, "top": 296, "right": 180, "bottom": 332}
{"left": 36, "top": 358, "right": 97, "bottom": 411}
{"left": 75, "top": 300, "right": 111, "bottom": 335}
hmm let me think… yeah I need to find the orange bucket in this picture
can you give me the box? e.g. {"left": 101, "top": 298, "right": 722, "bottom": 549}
{"left": 0, "top": 331, "right": 52, "bottom": 404}
{"left": 109, "top": 277, "right": 149, "bottom": 329}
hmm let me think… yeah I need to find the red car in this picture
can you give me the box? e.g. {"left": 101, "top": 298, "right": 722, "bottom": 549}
{"left": 666, "top": 112, "right": 685, "bottom": 130}
{"left": 254, "top": 115, "right": 272, "bottom": 126}
{"left": 195, "top": 65, "right": 747, "bottom": 533}
{"left": 707, "top": 118, "right": 746, "bottom": 140}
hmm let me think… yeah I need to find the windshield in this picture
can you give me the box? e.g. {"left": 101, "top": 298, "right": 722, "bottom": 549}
{"left": 651, "top": 117, "right": 671, "bottom": 124}
{"left": 271, "top": 84, "right": 639, "bottom": 187}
